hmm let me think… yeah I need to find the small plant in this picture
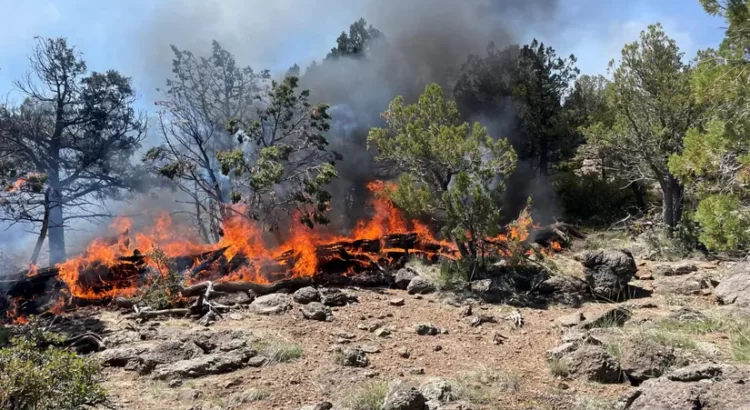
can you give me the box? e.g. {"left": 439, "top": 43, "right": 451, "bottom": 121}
{"left": 548, "top": 357, "right": 571, "bottom": 377}
{"left": 0, "top": 326, "right": 11, "bottom": 345}
{"left": 253, "top": 339, "right": 304, "bottom": 363}
{"left": 135, "top": 248, "right": 184, "bottom": 310}
{"left": 731, "top": 330, "right": 750, "bottom": 363}
{"left": 575, "top": 396, "right": 617, "bottom": 410}
{"left": 603, "top": 342, "right": 622, "bottom": 360}
{"left": 0, "top": 328, "right": 106, "bottom": 410}
{"left": 451, "top": 366, "right": 521, "bottom": 405}
{"left": 241, "top": 387, "right": 270, "bottom": 402}
{"left": 641, "top": 328, "right": 697, "bottom": 350}
{"left": 342, "top": 381, "right": 388, "bottom": 410}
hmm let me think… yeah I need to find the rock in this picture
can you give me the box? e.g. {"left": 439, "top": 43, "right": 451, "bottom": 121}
{"left": 299, "top": 402, "right": 333, "bottom": 410}
{"left": 419, "top": 379, "right": 456, "bottom": 403}
{"left": 635, "top": 270, "right": 653, "bottom": 280}
{"left": 620, "top": 339, "right": 677, "bottom": 382}
{"left": 320, "top": 288, "right": 356, "bottom": 306}
{"left": 557, "top": 312, "right": 585, "bottom": 327}
{"left": 667, "top": 307, "right": 708, "bottom": 323}
{"left": 152, "top": 349, "right": 256, "bottom": 380}
{"left": 460, "top": 305, "right": 473, "bottom": 317}
{"left": 301, "top": 302, "right": 331, "bottom": 321}
{"left": 470, "top": 315, "right": 496, "bottom": 327}
{"left": 416, "top": 323, "right": 440, "bottom": 336}
{"left": 390, "top": 298, "right": 406, "bottom": 306}
{"left": 247, "top": 356, "right": 266, "bottom": 367}
{"left": 407, "top": 276, "right": 436, "bottom": 295}
{"left": 395, "top": 268, "right": 419, "bottom": 289}
{"left": 555, "top": 344, "right": 622, "bottom": 383}
{"left": 375, "top": 328, "right": 392, "bottom": 338}
{"left": 360, "top": 344, "right": 381, "bottom": 354}
{"left": 250, "top": 293, "right": 292, "bottom": 315}
{"left": 654, "top": 262, "right": 698, "bottom": 277}
{"left": 168, "top": 379, "right": 183, "bottom": 388}
{"left": 578, "top": 249, "right": 637, "bottom": 299}
{"left": 98, "top": 346, "right": 149, "bottom": 368}
{"left": 536, "top": 275, "right": 590, "bottom": 306}
{"left": 137, "top": 341, "right": 205, "bottom": 374}
{"left": 398, "top": 348, "right": 411, "bottom": 358}
{"left": 578, "top": 307, "right": 632, "bottom": 330}
{"left": 293, "top": 287, "right": 321, "bottom": 304}
{"left": 618, "top": 364, "right": 750, "bottom": 410}
{"left": 655, "top": 273, "right": 718, "bottom": 296}
{"left": 381, "top": 380, "right": 427, "bottom": 410}
{"left": 546, "top": 342, "right": 579, "bottom": 360}
{"left": 177, "top": 388, "right": 203, "bottom": 401}
{"left": 715, "top": 263, "right": 750, "bottom": 307}
{"left": 340, "top": 348, "right": 369, "bottom": 367}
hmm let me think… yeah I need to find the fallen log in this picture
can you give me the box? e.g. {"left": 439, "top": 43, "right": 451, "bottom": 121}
{"left": 180, "top": 277, "right": 314, "bottom": 297}
{"left": 530, "top": 222, "right": 585, "bottom": 247}
{"left": 124, "top": 308, "right": 191, "bottom": 320}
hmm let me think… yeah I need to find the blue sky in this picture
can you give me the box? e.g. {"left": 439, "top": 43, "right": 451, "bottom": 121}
{"left": 0, "top": 0, "right": 726, "bottom": 111}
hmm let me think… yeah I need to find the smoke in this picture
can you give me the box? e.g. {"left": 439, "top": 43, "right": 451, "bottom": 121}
{"left": 132, "top": 0, "right": 564, "bottom": 228}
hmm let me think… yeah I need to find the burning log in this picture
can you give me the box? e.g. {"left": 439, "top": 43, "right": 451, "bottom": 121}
{"left": 180, "top": 277, "right": 315, "bottom": 298}
{"left": 530, "top": 222, "right": 585, "bottom": 247}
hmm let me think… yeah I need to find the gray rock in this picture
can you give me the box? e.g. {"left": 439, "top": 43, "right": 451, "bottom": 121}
{"left": 250, "top": 293, "right": 292, "bottom": 315}
{"left": 419, "top": 379, "right": 456, "bottom": 403}
{"left": 320, "top": 288, "right": 356, "bottom": 306}
{"left": 618, "top": 364, "right": 750, "bottom": 410}
{"left": 247, "top": 356, "right": 266, "bottom": 367}
{"left": 655, "top": 273, "right": 718, "bottom": 296}
{"left": 395, "top": 268, "right": 419, "bottom": 289}
{"left": 667, "top": 307, "right": 709, "bottom": 323}
{"left": 390, "top": 298, "right": 406, "bottom": 306}
{"left": 578, "top": 307, "right": 632, "bottom": 330}
{"left": 558, "top": 312, "right": 585, "bottom": 327}
{"left": 715, "top": 263, "right": 750, "bottom": 307}
{"left": 546, "top": 342, "right": 579, "bottom": 360}
{"left": 340, "top": 348, "right": 369, "bottom": 367}
{"left": 654, "top": 263, "right": 698, "bottom": 277}
{"left": 381, "top": 381, "right": 427, "bottom": 410}
{"left": 301, "top": 302, "right": 331, "bottom": 321}
{"left": 360, "top": 344, "right": 381, "bottom": 353}
{"left": 152, "top": 349, "right": 256, "bottom": 380}
{"left": 407, "top": 276, "right": 436, "bottom": 295}
{"left": 558, "top": 344, "right": 622, "bottom": 383}
{"left": 375, "top": 328, "right": 392, "bottom": 337}
{"left": 620, "top": 339, "right": 677, "bottom": 382}
{"left": 579, "top": 249, "right": 636, "bottom": 299}
{"left": 416, "top": 323, "right": 440, "bottom": 336}
{"left": 398, "top": 348, "right": 411, "bottom": 358}
{"left": 98, "top": 346, "right": 149, "bottom": 368}
{"left": 293, "top": 286, "right": 321, "bottom": 304}
{"left": 536, "top": 275, "right": 590, "bottom": 306}
{"left": 299, "top": 402, "right": 333, "bottom": 410}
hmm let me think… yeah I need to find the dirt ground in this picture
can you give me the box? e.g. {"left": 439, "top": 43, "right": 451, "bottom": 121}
{"left": 91, "top": 254, "right": 738, "bottom": 410}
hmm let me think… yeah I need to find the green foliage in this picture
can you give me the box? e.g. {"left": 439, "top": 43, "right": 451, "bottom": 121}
{"left": 548, "top": 357, "right": 570, "bottom": 377}
{"left": 221, "top": 76, "right": 340, "bottom": 230}
{"left": 325, "top": 18, "right": 383, "bottom": 61}
{"left": 693, "top": 194, "right": 750, "bottom": 251}
{"left": 134, "top": 248, "right": 183, "bottom": 310}
{"left": 553, "top": 172, "right": 640, "bottom": 226}
{"left": 368, "top": 83, "right": 516, "bottom": 259}
{"left": 0, "top": 329, "right": 106, "bottom": 410}
{"left": 588, "top": 24, "right": 701, "bottom": 229}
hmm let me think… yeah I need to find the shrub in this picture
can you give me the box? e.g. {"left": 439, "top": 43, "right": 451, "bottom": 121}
{"left": 342, "top": 381, "right": 388, "bottom": 410}
{"left": 553, "top": 172, "right": 641, "bottom": 227}
{"left": 0, "top": 330, "right": 106, "bottom": 410}
{"left": 253, "top": 339, "right": 304, "bottom": 363}
{"left": 135, "top": 248, "right": 184, "bottom": 309}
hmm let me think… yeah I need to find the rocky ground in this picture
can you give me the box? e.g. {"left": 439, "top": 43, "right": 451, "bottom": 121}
{"left": 82, "top": 240, "right": 750, "bottom": 410}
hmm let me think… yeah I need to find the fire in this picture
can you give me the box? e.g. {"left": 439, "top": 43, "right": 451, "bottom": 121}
{"left": 27, "top": 264, "right": 38, "bottom": 277}
{"left": 20, "top": 180, "right": 561, "bottom": 313}
{"left": 48, "top": 296, "right": 66, "bottom": 315}
{"left": 5, "top": 299, "right": 29, "bottom": 325}
{"left": 7, "top": 178, "right": 26, "bottom": 192}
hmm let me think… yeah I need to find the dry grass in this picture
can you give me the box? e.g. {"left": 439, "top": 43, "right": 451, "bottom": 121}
{"left": 548, "top": 357, "right": 571, "bottom": 378}
{"left": 451, "top": 366, "right": 521, "bottom": 405}
{"left": 253, "top": 338, "right": 304, "bottom": 363}
{"left": 341, "top": 381, "right": 388, "bottom": 410}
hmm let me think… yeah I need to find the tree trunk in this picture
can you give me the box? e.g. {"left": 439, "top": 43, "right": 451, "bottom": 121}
{"left": 30, "top": 189, "right": 51, "bottom": 264}
{"left": 539, "top": 138, "right": 549, "bottom": 176}
{"left": 47, "top": 172, "right": 66, "bottom": 265}
{"left": 660, "top": 173, "right": 684, "bottom": 233}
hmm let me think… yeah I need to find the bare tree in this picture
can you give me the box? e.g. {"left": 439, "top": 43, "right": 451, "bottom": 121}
{"left": 143, "top": 42, "right": 269, "bottom": 243}
{"left": 0, "top": 37, "right": 146, "bottom": 264}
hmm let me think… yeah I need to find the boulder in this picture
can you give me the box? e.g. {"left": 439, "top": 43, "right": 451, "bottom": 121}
{"left": 535, "top": 275, "right": 590, "bottom": 306}
{"left": 152, "top": 349, "right": 256, "bottom": 380}
{"left": 655, "top": 273, "right": 717, "bottom": 296}
{"left": 620, "top": 338, "right": 677, "bottom": 382}
{"left": 578, "top": 249, "right": 636, "bottom": 299}
{"left": 250, "top": 293, "right": 292, "bottom": 315}
{"left": 419, "top": 378, "right": 457, "bottom": 403}
{"left": 293, "top": 286, "right": 321, "bottom": 304}
{"left": 715, "top": 264, "right": 750, "bottom": 307}
{"left": 618, "top": 364, "right": 750, "bottom": 410}
{"left": 299, "top": 403, "right": 333, "bottom": 410}
{"left": 340, "top": 348, "right": 369, "bottom": 367}
{"left": 555, "top": 343, "right": 622, "bottom": 383}
{"left": 558, "top": 312, "right": 585, "bottom": 327}
{"left": 320, "top": 288, "right": 356, "bottom": 306}
{"left": 395, "top": 268, "right": 418, "bottom": 289}
{"left": 653, "top": 263, "right": 698, "bottom": 277}
{"left": 415, "top": 323, "right": 440, "bottom": 336}
{"left": 578, "top": 307, "right": 631, "bottom": 330}
{"left": 301, "top": 302, "right": 331, "bottom": 321}
{"left": 407, "top": 276, "right": 436, "bottom": 295}
{"left": 381, "top": 380, "right": 427, "bottom": 410}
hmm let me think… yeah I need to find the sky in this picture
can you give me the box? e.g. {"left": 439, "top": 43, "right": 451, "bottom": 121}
{"left": 0, "top": 0, "right": 726, "bottom": 108}
{"left": 0, "top": 0, "right": 727, "bottom": 259}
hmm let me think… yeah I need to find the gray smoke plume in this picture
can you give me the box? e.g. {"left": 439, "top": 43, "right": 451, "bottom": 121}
{"left": 133, "top": 0, "right": 564, "bottom": 228}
